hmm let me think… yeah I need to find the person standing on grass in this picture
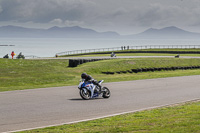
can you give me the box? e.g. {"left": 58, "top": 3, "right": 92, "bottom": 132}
{"left": 11, "top": 51, "right": 15, "bottom": 59}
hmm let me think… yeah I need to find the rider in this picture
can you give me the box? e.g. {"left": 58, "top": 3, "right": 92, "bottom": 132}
{"left": 81, "top": 73, "right": 102, "bottom": 89}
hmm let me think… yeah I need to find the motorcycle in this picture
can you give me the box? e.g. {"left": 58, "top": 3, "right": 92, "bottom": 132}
{"left": 78, "top": 79, "right": 111, "bottom": 100}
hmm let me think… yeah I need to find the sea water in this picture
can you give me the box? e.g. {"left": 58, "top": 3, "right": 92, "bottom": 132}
{"left": 0, "top": 38, "right": 200, "bottom": 58}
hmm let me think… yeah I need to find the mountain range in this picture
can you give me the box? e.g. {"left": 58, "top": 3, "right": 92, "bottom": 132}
{"left": 129, "top": 26, "right": 200, "bottom": 39}
{"left": 0, "top": 25, "right": 200, "bottom": 39}
{"left": 0, "top": 25, "right": 120, "bottom": 38}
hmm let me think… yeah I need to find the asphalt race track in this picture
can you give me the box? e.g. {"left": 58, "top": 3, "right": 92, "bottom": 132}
{"left": 0, "top": 75, "right": 200, "bottom": 132}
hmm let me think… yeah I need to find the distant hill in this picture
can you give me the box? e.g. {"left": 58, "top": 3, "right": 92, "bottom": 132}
{"left": 128, "top": 26, "right": 200, "bottom": 39}
{"left": 0, "top": 25, "right": 120, "bottom": 38}
{"left": 0, "top": 25, "right": 200, "bottom": 39}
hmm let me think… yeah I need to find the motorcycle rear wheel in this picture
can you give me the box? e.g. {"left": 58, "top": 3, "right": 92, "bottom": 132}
{"left": 80, "top": 89, "right": 90, "bottom": 100}
{"left": 102, "top": 87, "right": 111, "bottom": 98}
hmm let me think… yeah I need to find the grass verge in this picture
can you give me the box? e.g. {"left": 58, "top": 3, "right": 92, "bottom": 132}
{"left": 60, "top": 48, "right": 200, "bottom": 57}
{"left": 1, "top": 58, "right": 200, "bottom": 92}
{"left": 66, "top": 53, "right": 200, "bottom": 57}
{"left": 19, "top": 100, "right": 200, "bottom": 133}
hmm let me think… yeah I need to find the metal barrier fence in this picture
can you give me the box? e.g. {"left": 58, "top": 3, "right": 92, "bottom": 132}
{"left": 56, "top": 45, "right": 200, "bottom": 56}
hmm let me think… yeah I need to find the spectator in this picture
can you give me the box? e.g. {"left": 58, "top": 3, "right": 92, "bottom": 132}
{"left": 127, "top": 46, "right": 129, "bottom": 50}
{"left": 11, "top": 51, "right": 15, "bottom": 59}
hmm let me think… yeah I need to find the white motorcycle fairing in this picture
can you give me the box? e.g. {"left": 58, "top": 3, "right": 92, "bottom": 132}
{"left": 78, "top": 80, "right": 103, "bottom": 98}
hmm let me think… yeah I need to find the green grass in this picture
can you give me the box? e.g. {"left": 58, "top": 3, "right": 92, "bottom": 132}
{"left": 19, "top": 101, "right": 200, "bottom": 133}
{"left": 67, "top": 53, "right": 200, "bottom": 57}
{"left": 125, "top": 48, "right": 200, "bottom": 51}
{"left": 1, "top": 58, "right": 200, "bottom": 92}
{"left": 0, "top": 59, "right": 76, "bottom": 91}
{"left": 61, "top": 48, "right": 200, "bottom": 57}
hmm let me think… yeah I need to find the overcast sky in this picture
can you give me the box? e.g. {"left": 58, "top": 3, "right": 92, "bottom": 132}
{"left": 0, "top": 0, "right": 200, "bottom": 35}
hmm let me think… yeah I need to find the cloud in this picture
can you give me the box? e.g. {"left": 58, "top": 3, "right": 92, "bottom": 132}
{"left": 0, "top": 5, "right": 2, "bottom": 13}
{"left": 49, "top": 19, "right": 63, "bottom": 25}
{"left": 64, "top": 20, "right": 84, "bottom": 27}
{"left": 0, "top": 0, "right": 200, "bottom": 34}
{"left": 0, "top": 0, "right": 96, "bottom": 22}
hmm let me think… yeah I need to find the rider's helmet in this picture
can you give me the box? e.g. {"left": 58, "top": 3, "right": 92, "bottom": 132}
{"left": 81, "top": 73, "right": 88, "bottom": 79}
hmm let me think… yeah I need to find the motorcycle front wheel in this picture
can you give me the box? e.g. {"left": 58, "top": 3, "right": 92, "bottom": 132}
{"left": 80, "top": 89, "right": 90, "bottom": 100}
{"left": 102, "top": 87, "right": 111, "bottom": 98}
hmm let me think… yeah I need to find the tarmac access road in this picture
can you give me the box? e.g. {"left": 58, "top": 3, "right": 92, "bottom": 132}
{"left": 28, "top": 56, "right": 200, "bottom": 60}
{"left": 0, "top": 75, "right": 200, "bottom": 132}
